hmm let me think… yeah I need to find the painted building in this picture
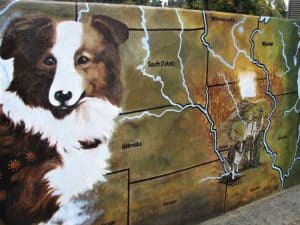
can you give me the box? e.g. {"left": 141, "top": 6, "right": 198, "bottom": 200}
{"left": 288, "top": 0, "right": 300, "bottom": 20}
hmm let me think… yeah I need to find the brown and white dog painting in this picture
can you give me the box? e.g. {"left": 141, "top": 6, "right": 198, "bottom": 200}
{"left": 0, "top": 14, "right": 128, "bottom": 225}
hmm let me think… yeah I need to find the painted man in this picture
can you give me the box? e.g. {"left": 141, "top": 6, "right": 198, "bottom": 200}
{"left": 243, "top": 111, "right": 264, "bottom": 167}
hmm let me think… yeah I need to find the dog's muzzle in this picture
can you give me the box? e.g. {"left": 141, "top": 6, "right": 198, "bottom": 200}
{"left": 54, "top": 90, "right": 72, "bottom": 106}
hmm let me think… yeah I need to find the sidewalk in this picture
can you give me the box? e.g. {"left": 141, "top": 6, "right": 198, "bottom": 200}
{"left": 200, "top": 184, "right": 300, "bottom": 225}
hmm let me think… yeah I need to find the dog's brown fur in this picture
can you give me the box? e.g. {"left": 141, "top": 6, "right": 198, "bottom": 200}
{"left": 0, "top": 111, "right": 61, "bottom": 225}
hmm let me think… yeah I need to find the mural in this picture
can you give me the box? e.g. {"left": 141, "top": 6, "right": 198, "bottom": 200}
{"left": 0, "top": 1, "right": 299, "bottom": 225}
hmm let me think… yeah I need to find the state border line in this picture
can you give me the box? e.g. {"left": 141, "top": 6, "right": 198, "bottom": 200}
{"left": 274, "top": 91, "right": 297, "bottom": 97}
{"left": 106, "top": 168, "right": 130, "bottom": 176}
{"left": 119, "top": 102, "right": 208, "bottom": 116}
{"left": 120, "top": 104, "right": 174, "bottom": 116}
{"left": 127, "top": 169, "right": 130, "bottom": 225}
{"left": 75, "top": 0, "right": 78, "bottom": 21}
{"left": 207, "top": 81, "right": 236, "bottom": 88}
{"left": 207, "top": 77, "right": 267, "bottom": 88}
{"left": 258, "top": 77, "right": 267, "bottom": 80}
{"left": 206, "top": 49, "right": 209, "bottom": 86}
{"left": 130, "top": 159, "right": 220, "bottom": 184}
{"left": 103, "top": 168, "right": 131, "bottom": 225}
{"left": 223, "top": 178, "right": 228, "bottom": 214}
{"left": 128, "top": 27, "right": 205, "bottom": 32}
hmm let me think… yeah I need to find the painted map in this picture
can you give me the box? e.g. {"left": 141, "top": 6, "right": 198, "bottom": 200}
{"left": 0, "top": 1, "right": 300, "bottom": 225}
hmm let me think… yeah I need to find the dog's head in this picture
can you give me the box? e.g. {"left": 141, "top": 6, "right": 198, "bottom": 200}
{"left": 0, "top": 15, "right": 128, "bottom": 118}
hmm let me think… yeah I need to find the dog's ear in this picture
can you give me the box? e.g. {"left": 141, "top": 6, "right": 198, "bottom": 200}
{"left": 0, "top": 18, "right": 21, "bottom": 59}
{"left": 0, "top": 17, "right": 53, "bottom": 59}
{"left": 91, "top": 15, "right": 129, "bottom": 44}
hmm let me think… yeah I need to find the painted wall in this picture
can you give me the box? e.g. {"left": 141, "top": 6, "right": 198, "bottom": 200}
{"left": 0, "top": 1, "right": 299, "bottom": 225}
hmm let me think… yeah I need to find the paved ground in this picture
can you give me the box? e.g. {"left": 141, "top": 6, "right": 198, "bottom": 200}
{"left": 201, "top": 184, "right": 300, "bottom": 225}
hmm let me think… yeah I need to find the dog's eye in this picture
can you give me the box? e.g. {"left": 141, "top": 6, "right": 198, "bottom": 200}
{"left": 77, "top": 56, "right": 89, "bottom": 65}
{"left": 43, "top": 56, "right": 57, "bottom": 66}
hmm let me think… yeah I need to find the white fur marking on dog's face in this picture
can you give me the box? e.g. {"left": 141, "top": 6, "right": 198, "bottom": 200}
{"left": 0, "top": 57, "right": 14, "bottom": 91}
{"left": 49, "top": 21, "right": 84, "bottom": 107}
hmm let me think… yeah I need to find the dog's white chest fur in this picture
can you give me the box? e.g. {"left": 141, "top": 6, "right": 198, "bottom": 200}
{"left": 45, "top": 144, "right": 110, "bottom": 204}
{"left": 40, "top": 144, "right": 109, "bottom": 225}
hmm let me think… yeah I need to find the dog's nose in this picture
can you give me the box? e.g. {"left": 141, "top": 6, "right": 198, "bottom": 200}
{"left": 54, "top": 90, "right": 72, "bottom": 104}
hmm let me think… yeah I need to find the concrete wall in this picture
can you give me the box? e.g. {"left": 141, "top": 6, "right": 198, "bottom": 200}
{"left": 0, "top": 1, "right": 299, "bottom": 225}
